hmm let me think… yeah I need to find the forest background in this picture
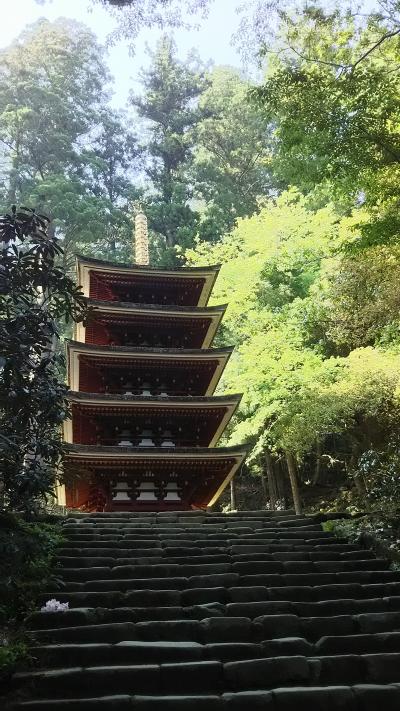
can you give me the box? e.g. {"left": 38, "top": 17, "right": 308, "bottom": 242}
{"left": 2, "top": 0, "right": 400, "bottom": 514}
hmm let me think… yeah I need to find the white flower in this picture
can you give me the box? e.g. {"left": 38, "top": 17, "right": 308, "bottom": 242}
{"left": 41, "top": 599, "right": 69, "bottom": 612}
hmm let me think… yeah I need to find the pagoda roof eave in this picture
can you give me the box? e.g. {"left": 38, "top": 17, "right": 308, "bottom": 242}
{"left": 65, "top": 393, "right": 242, "bottom": 448}
{"left": 76, "top": 254, "right": 221, "bottom": 274}
{"left": 79, "top": 299, "right": 226, "bottom": 349}
{"left": 86, "top": 298, "right": 227, "bottom": 315}
{"left": 64, "top": 443, "right": 248, "bottom": 458}
{"left": 66, "top": 340, "right": 234, "bottom": 357}
{"left": 66, "top": 340, "right": 233, "bottom": 397}
{"left": 67, "top": 391, "right": 242, "bottom": 406}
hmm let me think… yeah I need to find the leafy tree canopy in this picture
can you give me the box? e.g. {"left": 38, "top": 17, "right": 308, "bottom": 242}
{"left": 0, "top": 19, "right": 140, "bottom": 268}
{"left": 186, "top": 189, "right": 400, "bottom": 511}
{"left": 252, "top": 2, "right": 400, "bottom": 248}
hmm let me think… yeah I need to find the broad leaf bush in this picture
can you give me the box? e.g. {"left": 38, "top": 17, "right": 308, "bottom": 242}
{"left": 0, "top": 206, "right": 86, "bottom": 515}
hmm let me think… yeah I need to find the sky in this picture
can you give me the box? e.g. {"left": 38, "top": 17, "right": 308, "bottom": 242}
{"left": 1, "top": 0, "right": 244, "bottom": 108}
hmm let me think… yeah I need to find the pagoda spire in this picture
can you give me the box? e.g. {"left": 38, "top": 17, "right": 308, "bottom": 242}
{"left": 134, "top": 206, "right": 149, "bottom": 265}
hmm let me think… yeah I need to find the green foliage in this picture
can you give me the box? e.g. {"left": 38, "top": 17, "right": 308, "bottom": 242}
{"left": 0, "top": 512, "right": 64, "bottom": 621}
{"left": 131, "top": 36, "right": 206, "bottom": 264}
{"left": 0, "top": 18, "right": 107, "bottom": 201}
{"left": 0, "top": 20, "right": 274, "bottom": 267}
{"left": 358, "top": 438, "right": 400, "bottom": 513}
{"left": 304, "top": 239, "right": 400, "bottom": 354}
{"left": 0, "top": 513, "right": 62, "bottom": 677}
{"left": 186, "top": 187, "right": 400, "bottom": 511}
{"left": 322, "top": 515, "right": 400, "bottom": 559}
{"left": 0, "top": 642, "right": 29, "bottom": 676}
{"left": 186, "top": 190, "right": 341, "bottom": 454}
{"left": 252, "top": 3, "right": 400, "bottom": 248}
{"left": 0, "top": 19, "right": 139, "bottom": 267}
{"left": 193, "top": 66, "right": 273, "bottom": 241}
{"left": 0, "top": 206, "right": 86, "bottom": 514}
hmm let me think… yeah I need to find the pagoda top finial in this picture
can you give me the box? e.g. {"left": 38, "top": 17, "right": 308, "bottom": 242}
{"left": 133, "top": 202, "right": 149, "bottom": 266}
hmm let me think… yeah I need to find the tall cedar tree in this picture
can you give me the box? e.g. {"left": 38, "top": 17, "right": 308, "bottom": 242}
{"left": 193, "top": 66, "right": 273, "bottom": 242}
{"left": 76, "top": 109, "right": 141, "bottom": 262}
{"left": 131, "top": 36, "right": 207, "bottom": 265}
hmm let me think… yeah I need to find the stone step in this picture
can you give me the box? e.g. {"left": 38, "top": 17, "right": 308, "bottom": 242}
{"left": 37, "top": 583, "right": 400, "bottom": 611}
{"left": 65, "top": 511, "right": 294, "bottom": 519}
{"left": 33, "top": 597, "right": 388, "bottom": 623}
{"left": 57, "top": 560, "right": 386, "bottom": 585}
{"left": 24, "top": 640, "right": 268, "bottom": 668}
{"left": 60, "top": 538, "right": 371, "bottom": 557}
{"left": 50, "top": 572, "right": 400, "bottom": 597}
{"left": 56, "top": 555, "right": 389, "bottom": 578}
{"left": 29, "top": 618, "right": 254, "bottom": 645}
{"left": 60, "top": 572, "right": 239, "bottom": 589}
{"left": 226, "top": 595, "right": 400, "bottom": 618}
{"left": 254, "top": 612, "right": 400, "bottom": 642}
{"left": 53, "top": 571, "right": 397, "bottom": 594}
{"left": 28, "top": 611, "right": 400, "bottom": 645}
{"left": 61, "top": 521, "right": 324, "bottom": 531}
{"left": 12, "top": 655, "right": 400, "bottom": 699}
{"left": 62, "top": 539, "right": 165, "bottom": 548}
{"left": 316, "top": 631, "right": 400, "bottom": 655}
{"left": 61, "top": 532, "right": 357, "bottom": 543}
{"left": 58, "top": 541, "right": 360, "bottom": 559}
{"left": 56, "top": 553, "right": 376, "bottom": 572}
{"left": 61, "top": 523, "right": 307, "bottom": 529}
{"left": 25, "top": 599, "right": 400, "bottom": 631}
{"left": 11, "top": 685, "right": 400, "bottom": 711}
{"left": 75, "top": 517, "right": 299, "bottom": 524}
{"left": 61, "top": 521, "right": 322, "bottom": 532}
{"left": 12, "top": 511, "right": 400, "bottom": 709}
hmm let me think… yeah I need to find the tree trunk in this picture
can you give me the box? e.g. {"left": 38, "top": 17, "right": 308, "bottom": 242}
{"left": 166, "top": 232, "right": 175, "bottom": 249}
{"left": 230, "top": 478, "right": 237, "bottom": 511}
{"left": 276, "top": 458, "right": 287, "bottom": 506}
{"left": 312, "top": 441, "right": 322, "bottom": 486}
{"left": 261, "top": 470, "right": 268, "bottom": 502}
{"left": 285, "top": 451, "right": 303, "bottom": 515}
{"left": 265, "top": 450, "right": 277, "bottom": 511}
{"left": 8, "top": 168, "right": 17, "bottom": 205}
{"left": 350, "top": 443, "right": 366, "bottom": 496}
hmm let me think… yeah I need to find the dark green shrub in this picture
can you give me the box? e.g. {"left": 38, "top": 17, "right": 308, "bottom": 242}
{"left": 0, "top": 512, "right": 64, "bottom": 621}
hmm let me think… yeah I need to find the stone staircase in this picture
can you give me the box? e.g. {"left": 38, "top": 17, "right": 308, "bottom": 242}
{"left": 9, "top": 510, "right": 400, "bottom": 709}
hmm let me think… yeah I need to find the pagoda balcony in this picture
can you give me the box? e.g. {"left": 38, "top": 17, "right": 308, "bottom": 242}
{"left": 65, "top": 393, "right": 241, "bottom": 449}
{"left": 95, "top": 378, "right": 204, "bottom": 397}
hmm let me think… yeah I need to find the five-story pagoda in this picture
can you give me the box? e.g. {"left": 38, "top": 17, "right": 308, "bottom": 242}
{"left": 61, "top": 212, "right": 246, "bottom": 511}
